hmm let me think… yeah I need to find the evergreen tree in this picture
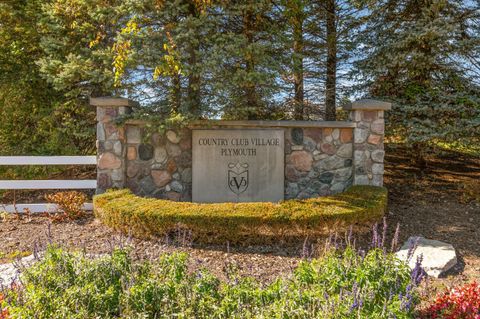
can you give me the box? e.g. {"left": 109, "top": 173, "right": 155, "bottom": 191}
{"left": 0, "top": 0, "right": 95, "bottom": 156}
{"left": 354, "top": 0, "right": 480, "bottom": 163}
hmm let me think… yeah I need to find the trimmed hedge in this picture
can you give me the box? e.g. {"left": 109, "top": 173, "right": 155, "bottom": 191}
{"left": 93, "top": 186, "right": 387, "bottom": 244}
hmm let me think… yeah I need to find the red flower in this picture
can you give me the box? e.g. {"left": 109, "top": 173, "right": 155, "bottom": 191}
{"left": 422, "top": 281, "right": 480, "bottom": 319}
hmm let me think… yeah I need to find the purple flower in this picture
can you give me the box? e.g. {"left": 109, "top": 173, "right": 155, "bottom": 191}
{"left": 406, "top": 237, "right": 419, "bottom": 261}
{"left": 381, "top": 217, "right": 388, "bottom": 249}
{"left": 391, "top": 223, "right": 400, "bottom": 252}
{"left": 411, "top": 254, "right": 425, "bottom": 285}
{"left": 371, "top": 223, "right": 379, "bottom": 248}
{"left": 347, "top": 225, "right": 353, "bottom": 245}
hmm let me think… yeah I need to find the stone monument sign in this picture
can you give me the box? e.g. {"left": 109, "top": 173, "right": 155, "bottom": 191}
{"left": 192, "top": 129, "right": 284, "bottom": 202}
{"left": 93, "top": 97, "right": 391, "bottom": 200}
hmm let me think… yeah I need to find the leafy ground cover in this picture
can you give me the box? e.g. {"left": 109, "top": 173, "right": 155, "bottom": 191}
{"left": 93, "top": 186, "right": 387, "bottom": 245}
{"left": 420, "top": 281, "right": 480, "bottom": 319}
{"left": 1, "top": 236, "right": 420, "bottom": 318}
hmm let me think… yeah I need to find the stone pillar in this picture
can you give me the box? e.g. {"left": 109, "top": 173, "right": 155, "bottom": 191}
{"left": 90, "top": 97, "right": 137, "bottom": 193}
{"left": 345, "top": 99, "right": 391, "bottom": 186}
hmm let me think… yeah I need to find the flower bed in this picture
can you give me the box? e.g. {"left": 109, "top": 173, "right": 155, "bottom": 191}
{"left": 93, "top": 186, "right": 387, "bottom": 244}
{"left": 2, "top": 242, "right": 419, "bottom": 318}
{"left": 421, "top": 281, "right": 480, "bottom": 319}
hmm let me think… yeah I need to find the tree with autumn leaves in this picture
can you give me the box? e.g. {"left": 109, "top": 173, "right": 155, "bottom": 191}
{"left": 0, "top": 0, "right": 478, "bottom": 159}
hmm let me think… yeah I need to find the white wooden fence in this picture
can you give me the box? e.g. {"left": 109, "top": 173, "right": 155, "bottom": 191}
{"left": 0, "top": 156, "right": 97, "bottom": 213}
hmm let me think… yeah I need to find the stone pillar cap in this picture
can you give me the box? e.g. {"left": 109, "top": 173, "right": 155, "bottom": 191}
{"left": 90, "top": 96, "right": 139, "bottom": 107}
{"left": 344, "top": 99, "right": 392, "bottom": 111}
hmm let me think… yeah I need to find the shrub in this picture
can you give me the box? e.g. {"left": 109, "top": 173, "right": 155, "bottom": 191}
{"left": 421, "top": 281, "right": 480, "bottom": 319}
{"left": 3, "top": 243, "right": 418, "bottom": 318}
{"left": 93, "top": 186, "right": 388, "bottom": 244}
{"left": 45, "top": 191, "right": 87, "bottom": 221}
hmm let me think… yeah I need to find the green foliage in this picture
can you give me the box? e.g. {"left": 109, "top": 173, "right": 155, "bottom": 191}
{"left": 388, "top": 88, "right": 480, "bottom": 156}
{"left": 1, "top": 0, "right": 479, "bottom": 164}
{"left": 5, "top": 244, "right": 417, "bottom": 318}
{"left": 0, "top": 0, "right": 98, "bottom": 179}
{"left": 0, "top": 1, "right": 98, "bottom": 182}
{"left": 37, "top": 0, "right": 121, "bottom": 98}
{"left": 93, "top": 186, "right": 387, "bottom": 244}
{"left": 354, "top": 0, "right": 480, "bottom": 154}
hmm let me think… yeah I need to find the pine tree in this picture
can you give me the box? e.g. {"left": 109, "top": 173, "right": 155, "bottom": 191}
{"left": 0, "top": 0, "right": 95, "bottom": 156}
{"left": 354, "top": 0, "right": 480, "bottom": 163}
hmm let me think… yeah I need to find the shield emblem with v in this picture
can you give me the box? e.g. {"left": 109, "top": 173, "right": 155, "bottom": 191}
{"left": 227, "top": 163, "right": 249, "bottom": 195}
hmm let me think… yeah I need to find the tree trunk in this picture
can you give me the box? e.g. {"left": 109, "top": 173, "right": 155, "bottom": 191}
{"left": 292, "top": 1, "right": 305, "bottom": 120}
{"left": 187, "top": 3, "right": 201, "bottom": 116}
{"left": 171, "top": 73, "right": 181, "bottom": 113}
{"left": 325, "top": 0, "right": 337, "bottom": 121}
{"left": 243, "top": 6, "right": 259, "bottom": 120}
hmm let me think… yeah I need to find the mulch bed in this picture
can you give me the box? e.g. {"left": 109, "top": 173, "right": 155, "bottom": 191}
{"left": 1, "top": 144, "right": 479, "bottom": 292}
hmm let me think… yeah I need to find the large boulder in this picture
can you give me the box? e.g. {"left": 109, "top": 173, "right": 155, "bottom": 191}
{"left": 395, "top": 236, "right": 457, "bottom": 278}
{"left": 0, "top": 254, "right": 35, "bottom": 286}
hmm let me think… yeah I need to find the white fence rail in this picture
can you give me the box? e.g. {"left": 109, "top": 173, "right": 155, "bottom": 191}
{"left": 0, "top": 156, "right": 96, "bottom": 166}
{"left": 0, "top": 156, "right": 96, "bottom": 213}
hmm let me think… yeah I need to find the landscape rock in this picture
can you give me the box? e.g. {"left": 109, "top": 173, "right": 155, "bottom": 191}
{"left": 126, "top": 126, "right": 141, "bottom": 143}
{"left": 371, "top": 150, "right": 385, "bottom": 163}
{"left": 285, "top": 183, "right": 299, "bottom": 198}
{"left": 319, "top": 172, "right": 334, "bottom": 184}
{"left": 181, "top": 168, "right": 192, "bottom": 183}
{"left": 179, "top": 137, "right": 192, "bottom": 150}
{"left": 127, "top": 146, "right": 137, "bottom": 160}
{"left": 336, "top": 143, "right": 353, "bottom": 158}
{"left": 138, "top": 144, "right": 154, "bottom": 161}
{"left": 320, "top": 143, "right": 337, "bottom": 155}
{"left": 362, "top": 111, "right": 377, "bottom": 121}
{"left": 332, "top": 129, "right": 340, "bottom": 140}
{"left": 340, "top": 129, "right": 353, "bottom": 143}
{"left": 127, "top": 163, "right": 141, "bottom": 178}
{"left": 354, "top": 175, "right": 369, "bottom": 185}
{"left": 291, "top": 128, "right": 304, "bottom": 145}
{"left": 139, "top": 176, "right": 156, "bottom": 194}
{"left": 304, "top": 128, "right": 322, "bottom": 140}
{"left": 154, "top": 146, "right": 168, "bottom": 163}
{"left": 315, "top": 155, "right": 344, "bottom": 171}
{"left": 395, "top": 236, "right": 458, "bottom": 278}
{"left": 372, "top": 163, "right": 384, "bottom": 175}
{"left": 97, "top": 173, "right": 112, "bottom": 190}
{"left": 354, "top": 128, "right": 368, "bottom": 143}
{"left": 367, "top": 134, "right": 382, "bottom": 145}
{"left": 113, "top": 141, "right": 123, "bottom": 156}
{"left": 333, "top": 167, "right": 352, "bottom": 181}
{"left": 303, "top": 137, "right": 316, "bottom": 152}
{"left": 166, "top": 130, "right": 181, "bottom": 144}
{"left": 166, "top": 142, "right": 182, "bottom": 157}
{"left": 370, "top": 120, "right": 385, "bottom": 134}
{"left": 152, "top": 170, "right": 172, "bottom": 187}
{"left": 98, "top": 152, "right": 121, "bottom": 169}
{"left": 0, "top": 254, "right": 36, "bottom": 286}
{"left": 97, "top": 123, "right": 105, "bottom": 141}
{"left": 287, "top": 151, "right": 313, "bottom": 172}
{"left": 330, "top": 182, "right": 346, "bottom": 193}
{"left": 169, "top": 180, "right": 184, "bottom": 193}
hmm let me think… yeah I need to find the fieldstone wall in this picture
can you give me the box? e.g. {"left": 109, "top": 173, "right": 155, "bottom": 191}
{"left": 91, "top": 97, "right": 391, "bottom": 201}
{"left": 346, "top": 100, "right": 390, "bottom": 186}
{"left": 123, "top": 126, "right": 193, "bottom": 201}
{"left": 284, "top": 127, "right": 353, "bottom": 199}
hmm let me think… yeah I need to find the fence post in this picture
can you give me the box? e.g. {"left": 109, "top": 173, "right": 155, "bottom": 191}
{"left": 344, "top": 99, "right": 391, "bottom": 186}
{"left": 90, "top": 97, "right": 138, "bottom": 193}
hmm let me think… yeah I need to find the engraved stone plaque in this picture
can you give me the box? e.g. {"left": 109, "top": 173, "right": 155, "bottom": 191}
{"left": 192, "top": 129, "right": 284, "bottom": 202}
